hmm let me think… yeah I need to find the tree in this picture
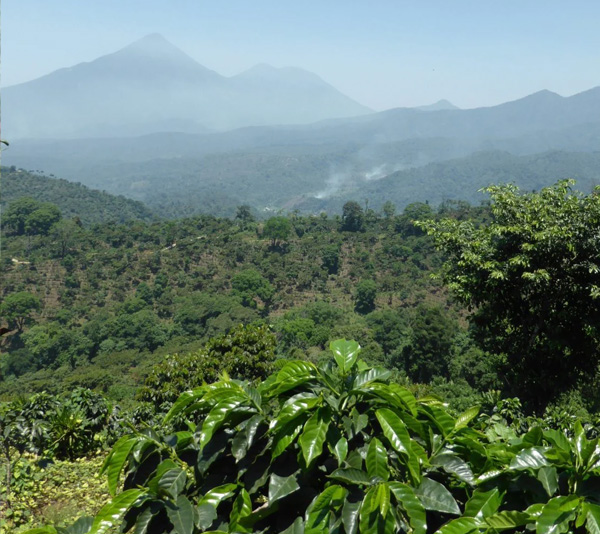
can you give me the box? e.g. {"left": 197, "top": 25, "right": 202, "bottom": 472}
{"left": 3, "top": 197, "right": 61, "bottom": 236}
{"left": 341, "top": 201, "right": 364, "bottom": 232}
{"left": 263, "top": 216, "right": 292, "bottom": 247}
{"left": 0, "top": 292, "right": 42, "bottom": 332}
{"left": 420, "top": 180, "right": 600, "bottom": 412}
{"left": 235, "top": 205, "right": 255, "bottom": 228}
{"left": 354, "top": 279, "right": 377, "bottom": 314}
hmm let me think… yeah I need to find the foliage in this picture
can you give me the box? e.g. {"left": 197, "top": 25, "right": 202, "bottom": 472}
{"left": 0, "top": 291, "right": 42, "bottom": 332}
{"left": 421, "top": 180, "right": 600, "bottom": 412}
{"left": 32, "top": 339, "right": 600, "bottom": 534}
{"left": 3, "top": 197, "right": 61, "bottom": 236}
{"left": 341, "top": 201, "right": 364, "bottom": 232}
{"left": 136, "top": 324, "right": 277, "bottom": 408}
{"left": 354, "top": 279, "right": 377, "bottom": 314}
{"left": 0, "top": 454, "right": 109, "bottom": 533}
{"left": 263, "top": 216, "right": 292, "bottom": 247}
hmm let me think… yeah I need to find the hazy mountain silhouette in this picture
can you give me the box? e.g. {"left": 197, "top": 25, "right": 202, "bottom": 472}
{"left": 415, "top": 99, "right": 460, "bottom": 111}
{"left": 3, "top": 34, "right": 372, "bottom": 138}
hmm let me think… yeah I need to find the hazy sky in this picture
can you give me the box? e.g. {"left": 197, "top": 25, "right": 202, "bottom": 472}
{"left": 3, "top": 1, "right": 599, "bottom": 111}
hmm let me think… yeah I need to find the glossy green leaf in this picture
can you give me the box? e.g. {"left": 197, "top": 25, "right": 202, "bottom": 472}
{"left": 269, "top": 473, "right": 300, "bottom": 504}
{"left": 272, "top": 414, "right": 309, "bottom": 458}
{"left": 421, "top": 404, "right": 455, "bottom": 437}
{"left": 232, "top": 414, "right": 264, "bottom": 461}
{"left": 543, "top": 429, "right": 571, "bottom": 452}
{"left": 415, "top": 477, "right": 460, "bottom": 515}
{"left": 352, "top": 367, "right": 391, "bottom": 389}
{"left": 329, "top": 468, "right": 371, "bottom": 485}
{"left": 431, "top": 453, "right": 475, "bottom": 485}
{"left": 342, "top": 499, "right": 361, "bottom": 534}
{"left": 158, "top": 468, "right": 187, "bottom": 499}
{"left": 375, "top": 483, "right": 391, "bottom": 518}
{"left": 230, "top": 489, "right": 252, "bottom": 532}
{"left": 389, "top": 482, "right": 426, "bottom": 534}
{"left": 436, "top": 517, "right": 479, "bottom": 534}
{"left": 454, "top": 406, "right": 480, "bottom": 431}
{"left": 101, "top": 435, "right": 140, "bottom": 496}
{"left": 22, "top": 528, "right": 58, "bottom": 534}
{"left": 509, "top": 447, "right": 549, "bottom": 471}
{"left": 199, "top": 484, "right": 238, "bottom": 508}
{"left": 330, "top": 339, "right": 360, "bottom": 372}
{"left": 535, "top": 495, "right": 580, "bottom": 534}
{"left": 484, "top": 511, "right": 531, "bottom": 530}
{"left": 537, "top": 466, "right": 558, "bottom": 497}
{"left": 375, "top": 408, "right": 412, "bottom": 456}
{"left": 164, "top": 387, "right": 205, "bottom": 423}
{"left": 88, "top": 489, "right": 146, "bottom": 534}
{"left": 463, "top": 489, "right": 502, "bottom": 520}
{"left": 366, "top": 438, "right": 389, "bottom": 481}
{"left": 196, "top": 504, "right": 217, "bottom": 530}
{"left": 359, "top": 486, "right": 396, "bottom": 534}
{"left": 281, "top": 517, "right": 305, "bottom": 534}
{"left": 166, "top": 495, "right": 194, "bottom": 534}
{"left": 63, "top": 517, "right": 94, "bottom": 534}
{"left": 333, "top": 436, "right": 348, "bottom": 466}
{"left": 131, "top": 507, "right": 156, "bottom": 534}
{"left": 305, "top": 485, "right": 346, "bottom": 532}
{"left": 299, "top": 407, "right": 331, "bottom": 467}
{"left": 199, "top": 397, "right": 250, "bottom": 447}
{"left": 585, "top": 502, "right": 600, "bottom": 534}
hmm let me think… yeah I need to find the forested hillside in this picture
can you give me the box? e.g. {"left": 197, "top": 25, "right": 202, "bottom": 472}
{"left": 1, "top": 167, "right": 156, "bottom": 225}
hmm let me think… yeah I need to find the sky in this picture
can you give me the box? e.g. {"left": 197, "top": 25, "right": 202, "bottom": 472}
{"left": 3, "top": 1, "right": 600, "bottom": 111}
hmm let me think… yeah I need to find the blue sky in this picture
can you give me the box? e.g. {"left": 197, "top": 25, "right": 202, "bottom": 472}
{"left": 3, "top": 1, "right": 599, "bottom": 110}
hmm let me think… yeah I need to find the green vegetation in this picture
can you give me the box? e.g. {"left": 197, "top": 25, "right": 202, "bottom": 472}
{"left": 4, "top": 178, "right": 600, "bottom": 533}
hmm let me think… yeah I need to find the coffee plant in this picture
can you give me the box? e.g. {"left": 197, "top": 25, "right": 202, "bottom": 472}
{"left": 23, "top": 340, "right": 600, "bottom": 533}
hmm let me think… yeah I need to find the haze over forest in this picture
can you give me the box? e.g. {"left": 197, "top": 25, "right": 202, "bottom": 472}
{"left": 4, "top": 33, "right": 600, "bottom": 218}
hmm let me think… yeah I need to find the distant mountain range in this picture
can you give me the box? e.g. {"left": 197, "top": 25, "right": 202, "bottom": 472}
{"left": 3, "top": 33, "right": 372, "bottom": 138}
{"left": 4, "top": 34, "right": 600, "bottom": 219}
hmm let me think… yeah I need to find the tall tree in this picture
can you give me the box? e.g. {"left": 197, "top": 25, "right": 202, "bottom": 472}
{"left": 421, "top": 180, "right": 600, "bottom": 412}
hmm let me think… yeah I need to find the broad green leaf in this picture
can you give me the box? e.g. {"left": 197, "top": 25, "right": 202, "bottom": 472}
{"left": 484, "top": 511, "right": 531, "bottom": 530}
{"left": 586, "top": 502, "right": 600, "bottom": 534}
{"left": 415, "top": 477, "right": 460, "bottom": 515}
{"left": 196, "top": 504, "right": 217, "bottom": 530}
{"left": 375, "top": 408, "right": 412, "bottom": 456}
{"left": 431, "top": 453, "right": 475, "bottom": 486}
{"left": 330, "top": 339, "right": 360, "bottom": 372}
{"left": 366, "top": 438, "right": 389, "bottom": 481}
{"left": 22, "top": 528, "right": 58, "bottom": 534}
{"left": 63, "top": 517, "right": 94, "bottom": 534}
{"left": 232, "top": 414, "right": 264, "bottom": 461}
{"left": 89, "top": 489, "right": 146, "bottom": 534}
{"left": 147, "top": 460, "right": 179, "bottom": 494}
{"left": 522, "top": 426, "right": 544, "bottom": 447}
{"left": 389, "top": 482, "right": 426, "bottom": 534}
{"left": 375, "top": 483, "right": 391, "bottom": 518}
{"left": 463, "top": 489, "right": 502, "bottom": 520}
{"left": 132, "top": 507, "right": 156, "bottom": 534}
{"left": 101, "top": 435, "right": 140, "bottom": 496}
{"left": 281, "top": 517, "right": 305, "bottom": 534}
{"left": 537, "top": 466, "right": 558, "bottom": 497}
{"left": 299, "top": 407, "right": 331, "bottom": 468}
{"left": 435, "top": 517, "right": 479, "bottom": 534}
{"left": 305, "top": 485, "right": 346, "bottom": 531}
{"left": 329, "top": 468, "right": 371, "bottom": 486}
{"left": 535, "top": 495, "right": 580, "bottom": 534}
{"left": 454, "top": 406, "right": 480, "bottom": 431}
{"left": 166, "top": 495, "right": 194, "bottom": 534}
{"left": 230, "top": 489, "right": 252, "bottom": 533}
{"left": 333, "top": 437, "right": 348, "bottom": 466}
{"left": 274, "top": 395, "right": 321, "bottom": 431}
{"left": 266, "top": 361, "right": 319, "bottom": 396}
{"left": 543, "top": 429, "right": 571, "bottom": 452}
{"left": 421, "top": 404, "right": 455, "bottom": 437}
{"left": 342, "top": 499, "right": 361, "bottom": 534}
{"left": 352, "top": 367, "right": 391, "bottom": 389}
{"left": 272, "top": 414, "right": 309, "bottom": 458}
{"left": 269, "top": 473, "right": 300, "bottom": 504}
{"left": 509, "top": 447, "right": 549, "bottom": 471}
{"left": 158, "top": 468, "right": 187, "bottom": 499}
{"left": 199, "top": 483, "right": 238, "bottom": 508}
{"left": 199, "top": 397, "right": 250, "bottom": 447}
{"left": 359, "top": 487, "right": 396, "bottom": 534}
{"left": 164, "top": 387, "right": 205, "bottom": 423}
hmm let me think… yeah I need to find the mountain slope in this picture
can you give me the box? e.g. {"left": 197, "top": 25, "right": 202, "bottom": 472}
{"left": 1, "top": 167, "right": 156, "bottom": 224}
{"left": 3, "top": 34, "right": 372, "bottom": 138}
